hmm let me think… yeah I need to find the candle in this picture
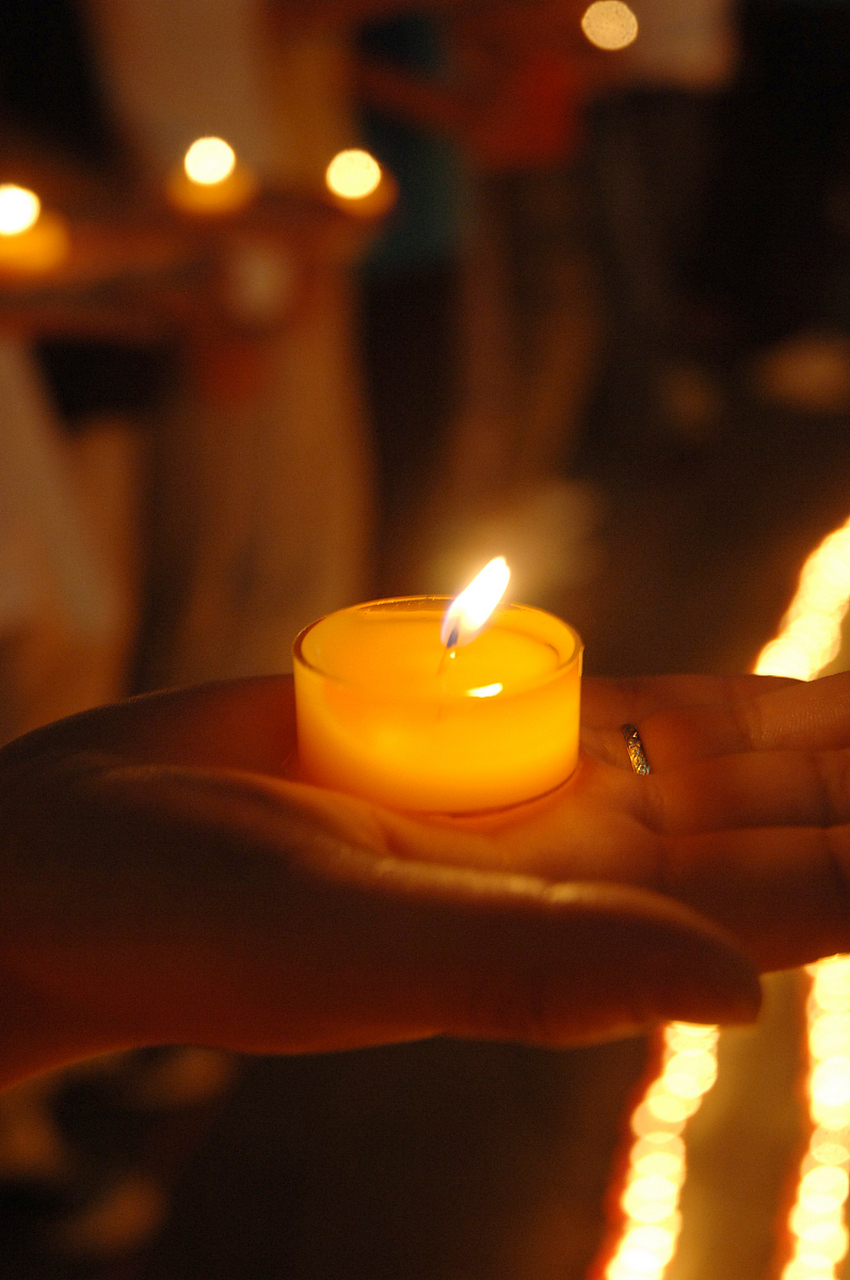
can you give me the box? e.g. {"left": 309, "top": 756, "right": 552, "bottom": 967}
{"left": 324, "top": 148, "right": 396, "bottom": 219}
{"left": 293, "top": 562, "right": 582, "bottom": 813}
{"left": 166, "top": 136, "right": 257, "bottom": 215}
{"left": 0, "top": 185, "right": 69, "bottom": 274}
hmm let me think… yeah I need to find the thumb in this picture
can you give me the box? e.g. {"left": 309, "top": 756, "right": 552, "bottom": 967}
{"left": 3, "top": 765, "right": 761, "bottom": 1071}
{"left": 101, "top": 768, "right": 761, "bottom": 1052}
{"left": 292, "top": 847, "right": 763, "bottom": 1048}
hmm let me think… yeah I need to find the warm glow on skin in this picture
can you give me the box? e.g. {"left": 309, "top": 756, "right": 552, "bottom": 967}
{"left": 0, "top": 184, "right": 40, "bottom": 236}
{"left": 755, "top": 520, "right": 850, "bottom": 679}
{"left": 581, "top": 1, "right": 638, "bottom": 51}
{"left": 325, "top": 149, "right": 382, "bottom": 200}
{"left": 184, "top": 137, "right": 237, "bottom": 186}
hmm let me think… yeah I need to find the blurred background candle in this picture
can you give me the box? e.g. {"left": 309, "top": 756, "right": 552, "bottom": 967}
{"left": 166, "top": 135, "right": 258, "bottom": 214}
{"left": 0, "top": 185, "right": 69, "bottom": 274}
{"left": 293, "top": 561, "right": 583, "bottom": 812}
{"left": 324, "top": 147, "right": 396, "bottom": 218}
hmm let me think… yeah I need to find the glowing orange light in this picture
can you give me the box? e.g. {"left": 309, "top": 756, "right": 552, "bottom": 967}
{"left": 0, "top": 185, "right": 40, "bottom": 236}
{"left": 603, "top": 1023, "right": 717, "bottom": 1279}
{"left": 0, "top": 185, "right": 68, "bottom": 274}
{"left": 325, "top": 149, "right": 382, "bottom": 201}
{"left": 184, "top": 137, "right": 236, "bottom": 186}
{"left": 581, "top": 1, "right": 638, "bottom": 50}
{"left": 166, "top": 138, "right": 256, "bottom": 215}
{"left": 467, "top": 682, "right": 503, "bottom": 698}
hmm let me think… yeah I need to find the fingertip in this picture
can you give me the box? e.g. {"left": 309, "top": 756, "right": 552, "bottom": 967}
{"left": 586, "top": 885, "right": 762, "bottom": 1033}
{"left": 656, "top": 946, "right": 762, "bottom": 1029}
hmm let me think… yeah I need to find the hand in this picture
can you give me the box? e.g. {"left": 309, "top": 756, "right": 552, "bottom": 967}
{"left": 9, "top": 671, "right": 846, "bottom": 1087}
{"left": 373, "top": 671, "right": 850, "bottom": 974}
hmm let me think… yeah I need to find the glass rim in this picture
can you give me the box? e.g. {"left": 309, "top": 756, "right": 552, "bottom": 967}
{"left": 292, "top": 596, "right": 583, "bottom": 693}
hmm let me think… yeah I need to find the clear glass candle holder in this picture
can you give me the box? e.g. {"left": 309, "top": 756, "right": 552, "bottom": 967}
{"left": 293, "top": 597, "right": 583, "bottom": 814}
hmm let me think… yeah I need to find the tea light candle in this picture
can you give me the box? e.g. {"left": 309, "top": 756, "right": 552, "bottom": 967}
{"left": 324, "top": 148, "right": 396, "bottom": 219}
{"left": 293, "top": 560, "right": 583, "bottom": 813}
{"left": 166, "top": 136, "right": 257, "bottom": 215}
{"left": 0, "top": 185, "right": 69, "bottom": 274}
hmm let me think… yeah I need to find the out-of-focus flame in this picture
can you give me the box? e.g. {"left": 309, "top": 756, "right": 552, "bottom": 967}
{"left": 184, "top": 137, "right": 237, "bottom": 186}
{"left": 603, "top": 1024, "right": 718, "bottom": 1280}
{"left": 0, "top": 184, "right": 40, "bottom": 236}
{"left": 581, "top": 1, "right": 638, "bottom": 50}
{"left": 603, "top": 510, "right": 850, "bottom": 1280}
{"left": 754, "top": 519, "right": 850, "bottom": 679}
{"left": 780, "top": 956, "right": 850, "bottom": 1280}
{"left": 755, "top": 511, "right": 850, "bottom": 1273}
{"left": 325, "top": 149, "right": 382, "bottom": 200}
{"left": 441, "top": 557, "right": 510, "bottom": 649}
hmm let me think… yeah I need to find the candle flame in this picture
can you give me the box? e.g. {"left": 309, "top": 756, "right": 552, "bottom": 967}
{"left": 184, "top": 137, "right": 236, "bottom": 186}
{"left": 325, "top": 149, "right": 382, "bottom": 200}
{"left": 0, "top": 184, "right": 40, "bottom": 236}
{"left": 581, "top": 1, "right": 638, "bottom": 50}
{"left": 441, "top": 557, "right": 510, "bottom": 649}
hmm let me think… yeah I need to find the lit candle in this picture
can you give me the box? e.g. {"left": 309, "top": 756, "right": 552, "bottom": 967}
{"left": 293, "top": 559, "right": 583, "bottom": 813}
{"left": 324, "top": 148, "right": 396, "bottom": 219}
{"left": 0, "top": 185, "right": 69, "bottom": 274}
{"left": 580, "top": 1, "right": 639, "bottom": 51}
{"left": 166, "top": 136, "right": 257, "bottom": 215}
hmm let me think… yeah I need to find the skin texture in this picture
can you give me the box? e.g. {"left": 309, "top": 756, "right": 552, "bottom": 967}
{"left": 4, "top": 669, "right": 850, "bottom": 1088}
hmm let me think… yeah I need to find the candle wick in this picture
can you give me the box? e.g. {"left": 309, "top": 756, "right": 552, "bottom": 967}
{"left": 437, "top": 637, "right": 457, "bottom": 678}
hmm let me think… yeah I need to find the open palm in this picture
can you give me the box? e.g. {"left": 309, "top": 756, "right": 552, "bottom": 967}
{"left": 372, "top": 670, "right": 850, "bottom": 973}
{"left": 3, "top": 670, "right": 850, "bottom": 1088}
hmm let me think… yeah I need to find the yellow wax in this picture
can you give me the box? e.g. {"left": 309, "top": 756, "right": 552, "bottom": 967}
{"left": 293, "top": 598, "right": 582, "bottom": 813}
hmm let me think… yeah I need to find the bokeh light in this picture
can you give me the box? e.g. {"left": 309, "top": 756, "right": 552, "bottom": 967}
{"left": 184, "top": 137, "right": 237, "bottom": 186}
{"left": 755, "top": 519, "right": 850, "bottom": 679}
{"left": 581, "top": 1, "right": 638, "bottom": 51}
{"left": 781, "top": 960, "right": 850, "bottom": 1280}
{"left": 605, "top": 509, "right": 850, "bottom": 1280}
{"left": 325, "top": 149, "right": 382, "bottom": 200}
{"left": 754, "top": 521, "right": 850, "bottom": 1279}
{"left": 604, "top": 1023, "right": 718, "bottom": 1279}
{"left": 0, "top": 184, "right": 40, "bottom": 236}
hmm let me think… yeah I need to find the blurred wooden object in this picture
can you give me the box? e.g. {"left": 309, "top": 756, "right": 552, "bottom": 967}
{"left": 0, "top": 340, "right": 141, "bottom": 742}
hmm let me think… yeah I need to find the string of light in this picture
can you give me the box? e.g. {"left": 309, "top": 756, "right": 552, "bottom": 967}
{"left": 602, "top": 1023, "right": 718, "bottom": 1279}
{"left": 602, "top": 510, "right": 850, "bottom": 1280}
{"left": 755, "top": 514, "right": 850, "bottom": 1280}
{"left": 779, "top": 959, "right": 850, "bottom": 1280}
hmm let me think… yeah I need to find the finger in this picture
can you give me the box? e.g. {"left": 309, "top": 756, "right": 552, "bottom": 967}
{"left": 325, "top": 869, "right": 763, "bottom": 1049}
{"left": 142, "top": 773, "right": 758, "bottom": 1047}
{"left": 0, "top": 676, "right": 297, "bottom": 775}
{"left": 638, "top": 671, "right": 850, "bottom": 769}
{"left": 637, "top": 748, "right": 850, "bottom": 836}
{"left": 660, "top": 824, "right": 850, "bottom": 973}
{"left": 400, "top": 878, "right": 764, "bottom": 1048}
{"left": 8, "top": 764, "right": 761, "bottom": 1066}
{"left": 581, "top": 673, "right": 796, "bottom": 732}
